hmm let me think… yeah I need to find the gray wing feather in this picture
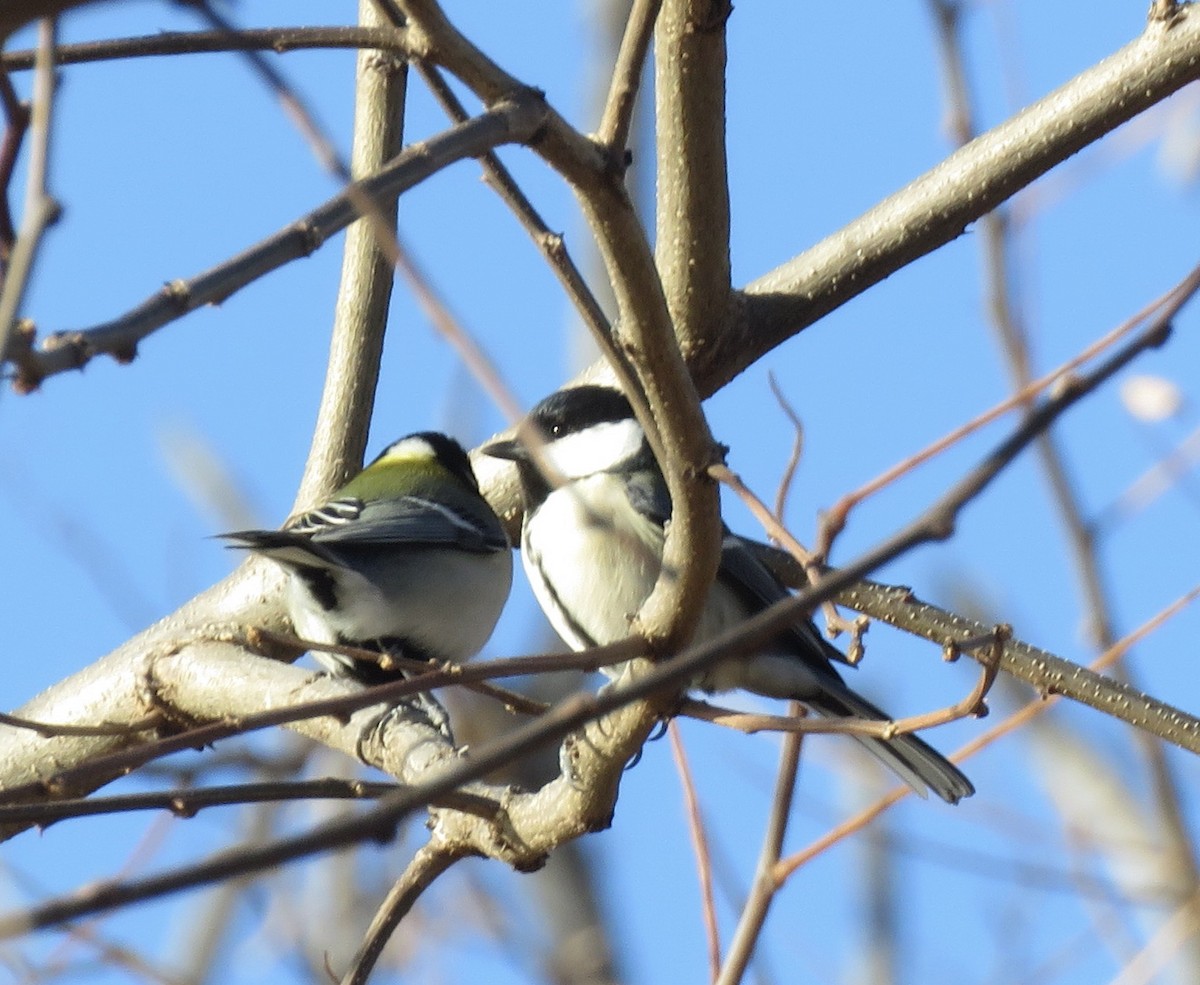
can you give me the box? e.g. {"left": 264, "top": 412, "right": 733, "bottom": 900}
{"left": 718, "top": 534, "right": 853, "bottom": 667}
{"left": 307, "top": 496, "right": 507, "bottom": 554}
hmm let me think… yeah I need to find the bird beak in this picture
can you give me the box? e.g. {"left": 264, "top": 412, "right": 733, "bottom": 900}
{"left": 481, "top": 437, "right": 526, "bottom": 461}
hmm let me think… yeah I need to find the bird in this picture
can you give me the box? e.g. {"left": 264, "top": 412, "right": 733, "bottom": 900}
{"left": 483, "top": 386, "right": 973, "bottom": 803}
{"left": 220, "top": 431, "right": 513, "bottom": 685}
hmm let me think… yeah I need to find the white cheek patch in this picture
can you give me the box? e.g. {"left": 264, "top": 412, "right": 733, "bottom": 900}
{"left": 378, "top": 436, "right": 435, "bottom": 464}
{"left": 546, "top": 419, "right": 646, "bottom": 478}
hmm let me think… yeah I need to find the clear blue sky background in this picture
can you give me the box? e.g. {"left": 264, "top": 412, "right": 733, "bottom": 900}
{"left": 2, "top": 2, "right": 1199, "bottom": 983}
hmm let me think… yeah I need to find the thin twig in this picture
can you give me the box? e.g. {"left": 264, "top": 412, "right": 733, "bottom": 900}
{"left": 597, "top": 0, "right": 661, "bottom": 151}
{"left": 414, "top": 62, "right": 652, "bottom": 426}
{"left": 678, "top": 640, "right": 996, "bottom": 736}
{"left": 715, "top": 703, "right": 804, "bottom": 985}
{"left": 668, "top": 723, "right": 721, "bottom": 980}
{"left": 0, "top": 779, "right": 399, "bottom": 826}
{"left": 190, "top": 5, "right": 351, "bottom": 183}
{"left": 8, "top": 97, "right": 548, "bottom": 389}
{"left": 253, "top": 629, "right": 550, "bottom": 715}
{"left": 816, "top": 260, "right": 1200, "bottom": 554}
{"left": 340, "top": 843, "right": 464, "bottom": 985}
{"left": 0, "top": 68, "right": 30, "bottom": 262}
{"left": 772, "top": 583, "right": 1200, "bottom": 885}
{"left": 0, "top": 25, "right": 411, "bottom": 70}
{"left": 1095, "top": 422, "right": 1200, "bottom": 531}
{"left": 0, "top": 710, "right": 163, "bottom": 739}
{"left": 1105, "top": 892, "right": 1200, "bottom": 985}
{"left": 766, "top": 373, "right": 804, "bottom": 527}
{"left": 0, "top": 17, "right": 59, "bottom": 366}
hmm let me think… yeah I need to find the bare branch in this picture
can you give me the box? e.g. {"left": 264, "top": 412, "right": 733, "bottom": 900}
{"left": 8, "top": 97, "right": 548, "bottom": 390}
{"left": 0, "top": 778, "right": 399, "bottom": 827}
{"left": 340, "top": 843, "right": 464, "bottom": 985}
{"left": 0, "top": 25, "right": 412, "bottom": 69}
{"left": 702, "top": 8, "right": 1200, "bottom": 394}
{"left": 0, "top": 17, "right": 59, "bottom": 365}
{"left": 654, "top": 0, "right": 733, "bottom": 350}
{"left": 597, "top": 0, "right": 660, "bottom": 152}
{"left": 715, "top": 704, "right": 803, "bottom": 985}
{"left": 668, "top": 723, "right": 721, "bottom": 980}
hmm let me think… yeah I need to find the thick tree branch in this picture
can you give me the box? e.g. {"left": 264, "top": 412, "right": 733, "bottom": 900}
{"left": 654, "top": 0, "right": 734, "bottom": 353}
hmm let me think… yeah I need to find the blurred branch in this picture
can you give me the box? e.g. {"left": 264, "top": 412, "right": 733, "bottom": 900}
{"left": 774, "top": 584, "right": 1200, "bottom": 885}
{"left": 410, "top": 63, "right": 649, "bottom": 441}
{"left": 715, "top": 704, "right": 803, "bottom": 985}
{"left": 0, "top": 18, "right": 58, "bottom": 367}
{"left": 930, "top": 6, "right": 1200, "bottom": 973}
{"left": 817, "top": 262, "right": 1200, "bottom": 553}
{"left": 668, "top": 723, "right": 721, "bottom": 980}
{"left": 341, "top": 843, "right": 464, "bottom": 985}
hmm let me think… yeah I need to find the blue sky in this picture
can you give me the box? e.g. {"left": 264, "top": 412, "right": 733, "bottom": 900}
{"left": 3, "top": 2, "right": 1199, "bottom": 983}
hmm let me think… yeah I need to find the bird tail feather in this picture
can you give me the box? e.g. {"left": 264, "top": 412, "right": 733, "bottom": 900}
{"left": 807, "top": 685, "right": 974, "bottom": 805}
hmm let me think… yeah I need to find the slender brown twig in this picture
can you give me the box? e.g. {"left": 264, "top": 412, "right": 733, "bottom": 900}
{"left": 0, "top": 710, "right": 163, "bottom": 739}
{"left": 715, "top": 703, "right": 804, "bottom": 985}
{"left": 668, "top": 723, "right": 721, "bottom": 980}
{"left": 597, "top": 0, "right": 661, "bottom": 151}
{"left": 0, "top": 68, "right": 30, "bottom": 263}
{"left": 678, "top": 638, "right": 996, "bottom": 737}
{"left": 816, "top": 260, "right": 1200, "bottom": 555}
{"left": 340, "top": 844, "right": 465, "bottom": 985}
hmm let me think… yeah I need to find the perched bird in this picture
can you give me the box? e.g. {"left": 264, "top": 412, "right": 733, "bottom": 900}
{"left": 484, "top": 387, "right": 973, "bottom": 803}
{"left": 220, "top": 432, "right": 513, "bottom": 684}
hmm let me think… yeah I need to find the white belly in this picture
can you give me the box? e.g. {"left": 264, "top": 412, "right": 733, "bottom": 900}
{"left": 522, "top": 475, "right": 664, "bottom": 649}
